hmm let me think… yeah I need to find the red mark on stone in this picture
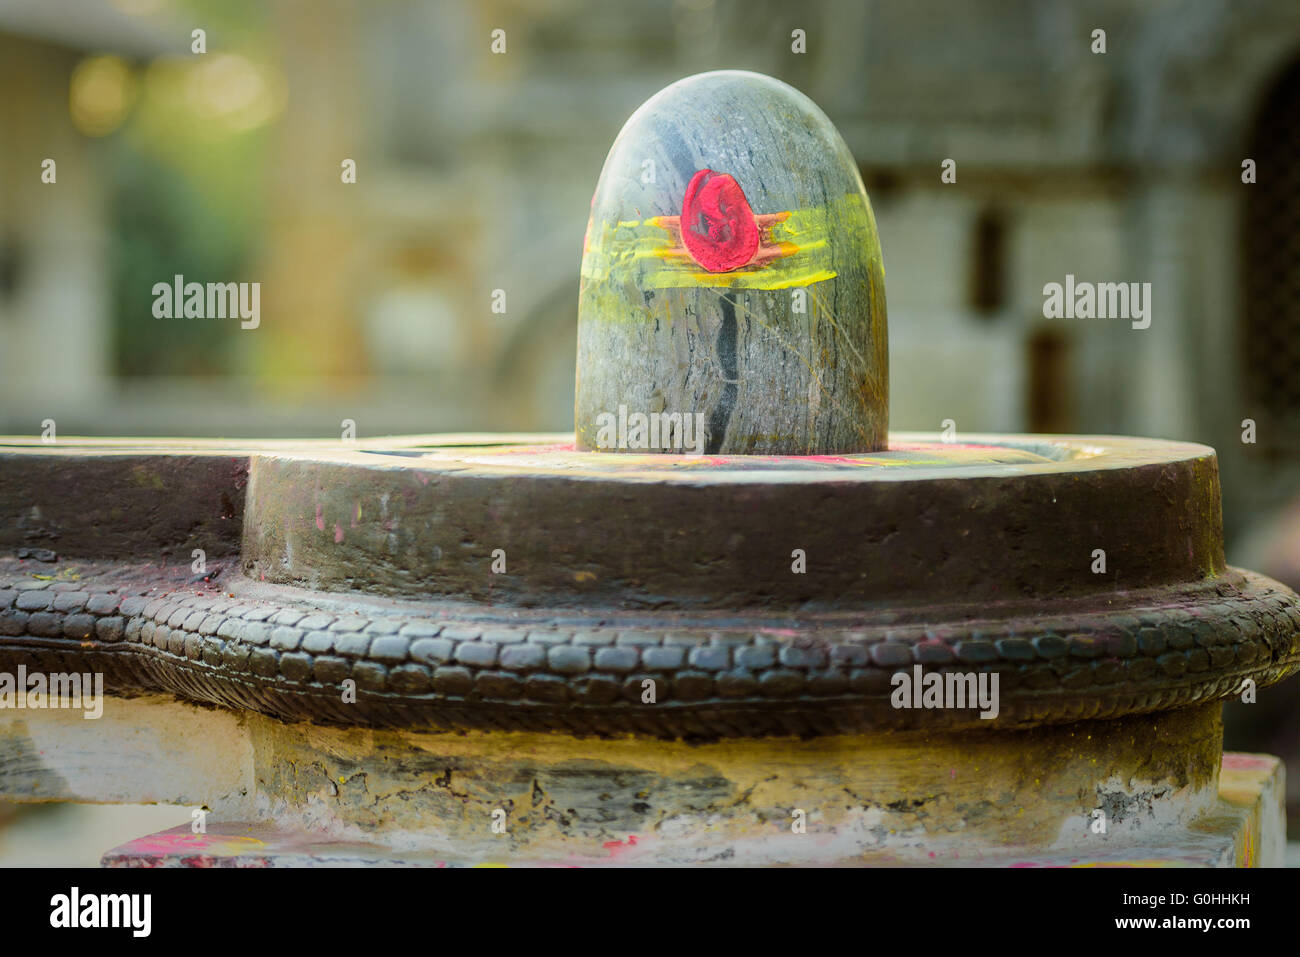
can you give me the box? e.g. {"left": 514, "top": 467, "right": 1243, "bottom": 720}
{"left": 800, "top": 455, "right": 871, "bottom": 466}
{"left": 497, "top": 443, "right": 574, "bottom": 455}
{"left": 681, "top": 169, "right": 760, "bottom": 272}
{"left": 1222, "top": 753, "right": 1275, "bottom": 771}
{"left": 334, "top": 523, "right": 344, "bottom": 544}
{"left": 315, "top": 505, "right": 325, "bottom": 532}
{"left": 602, "top": 835, "right": 639, "bottom": 858}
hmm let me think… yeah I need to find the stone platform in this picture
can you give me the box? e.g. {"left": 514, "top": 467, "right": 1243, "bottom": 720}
{"left": 1, "top": 433, "right": 1297, "bottom": 866}
{"left": 0, "top": 693, "right": 1281, "bottom": 866}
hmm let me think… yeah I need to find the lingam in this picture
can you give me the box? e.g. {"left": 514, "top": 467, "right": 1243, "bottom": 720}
{"left": 0, "top": 71, "right": 1296, "bottom": 866}
{"left": 576, "top": 71, "right": 888, "bottom": 455}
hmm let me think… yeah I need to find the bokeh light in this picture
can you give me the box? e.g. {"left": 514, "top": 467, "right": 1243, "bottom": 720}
{"left": 69, "top": 54, "right": 137, "bottom": 137}
{"left": 184, "top": 53, "right": 285, "bottom": 132}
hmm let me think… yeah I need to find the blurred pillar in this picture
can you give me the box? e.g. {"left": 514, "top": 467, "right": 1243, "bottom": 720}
{"left": 256, "top": 0, "right": 366, "bottom": 392}
{"left": 1127, "top": 177, "right": 1197, "bottom": 440}
{"left": 0, "top": 37, "right": 111, "bottom": 408}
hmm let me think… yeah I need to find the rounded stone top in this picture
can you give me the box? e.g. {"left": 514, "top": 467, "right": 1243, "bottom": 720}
{"left": 575, "top": 70, "right": 888, "bottom": 456}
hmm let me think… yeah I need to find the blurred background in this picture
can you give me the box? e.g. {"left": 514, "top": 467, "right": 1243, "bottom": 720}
{"left": 3, "top": 0, "right": 1300, "bottom": 850}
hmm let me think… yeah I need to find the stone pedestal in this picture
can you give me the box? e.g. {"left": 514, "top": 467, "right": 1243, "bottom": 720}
{"left": 1, "top": 432, "right": 1297, "bottom": 866}
{"left": 0, "top": 694, "right": 1283, "bottom": 866}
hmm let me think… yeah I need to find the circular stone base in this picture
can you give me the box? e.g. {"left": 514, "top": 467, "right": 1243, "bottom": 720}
{"left": 1, "top": 432, "right": 1298, "bottom": 737}
{"left": 90, "top": 697, "right": 1224, "bottom": 866}
{"left": 245, "top": 701, "right": 1227, "bottom": 866}
{"left": 243, "top": 432, "right": 1227, "bottom": 610}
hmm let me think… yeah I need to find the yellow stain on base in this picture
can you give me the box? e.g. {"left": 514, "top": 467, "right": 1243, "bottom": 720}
{"left": 263, "top": 703, "right": 1221, "bottom": 861}
{"left": 1217, "top": 753, "right": 1278, "bottom": 867}
{"left": 1069, "top": 860, "right": 1186, "bottom": 868}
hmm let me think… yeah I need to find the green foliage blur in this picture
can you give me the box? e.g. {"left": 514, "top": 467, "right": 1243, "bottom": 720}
{"left": 101, "top": 0, "right": 273, "bottom": 377}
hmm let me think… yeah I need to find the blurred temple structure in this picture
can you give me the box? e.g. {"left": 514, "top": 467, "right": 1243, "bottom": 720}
{"left": 4, "top": 0, "right": 1300, "bottom": 845}
{"left": 0, "top": 0, "right": 1298, "bottom": 548}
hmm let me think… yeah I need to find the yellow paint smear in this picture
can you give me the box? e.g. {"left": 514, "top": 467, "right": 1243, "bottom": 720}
{"left": 581, "top": 193, "right": 873, "bottom": 290}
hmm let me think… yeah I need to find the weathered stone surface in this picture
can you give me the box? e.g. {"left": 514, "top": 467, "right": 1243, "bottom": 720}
{"left": 0, "top": 448, "right": 248, "bottom": 560}
{"left": 575, "top": 70, "right": 888, "bottom": 455}
{"left": 69, "top": 703, "right": 1273, "bottom": 868}
{"left": 15, "top": 591, "right": 51, "bottom": 612}
{"left": 0, "top": 435, "right": 1296, "bottom": 738}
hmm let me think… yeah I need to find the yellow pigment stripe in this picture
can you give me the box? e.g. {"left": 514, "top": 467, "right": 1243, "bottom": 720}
{"left": 580, "top": 194, "right": 872, "bottom": 291}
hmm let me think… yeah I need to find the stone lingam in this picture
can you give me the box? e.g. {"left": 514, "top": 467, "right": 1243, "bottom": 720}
{"left": 0, "top": 71, "right": 1297, "bottom": 867}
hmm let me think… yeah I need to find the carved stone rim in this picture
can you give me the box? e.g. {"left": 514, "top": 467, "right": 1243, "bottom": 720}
{"left": 2, "top": 558, "right": 1296, "bottom": 738}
